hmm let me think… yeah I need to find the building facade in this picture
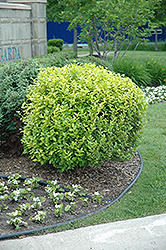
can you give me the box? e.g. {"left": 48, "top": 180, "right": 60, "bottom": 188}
{"left": 0, "top": 0, "right": 47, "bottom": 63}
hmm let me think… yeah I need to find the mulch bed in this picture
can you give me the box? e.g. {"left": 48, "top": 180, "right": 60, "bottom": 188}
{"left": 0, "top": 146, "right": 141, "bottom": 237}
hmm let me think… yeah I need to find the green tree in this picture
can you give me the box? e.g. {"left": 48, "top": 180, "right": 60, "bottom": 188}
{"left": 76, "top": 0, "right": 161, "bottom": 60}
{"left": 47, "top": 0, "right": 160, "bottom": 60}
{"left": 149, "top": 0, "right": 166, "bottom": 50}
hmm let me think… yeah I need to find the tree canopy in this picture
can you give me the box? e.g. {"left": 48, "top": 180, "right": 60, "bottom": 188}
{"left": 47, "top": 0, "right": 162, "bottom": 60}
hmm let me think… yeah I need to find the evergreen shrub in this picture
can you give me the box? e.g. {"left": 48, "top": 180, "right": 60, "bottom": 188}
{"left": 0, "top": 59, "right": 41, "bottom": 151}
{"left": 47, "top": 39, "right": 63, "bottom": 51}
{"left": 67, "top": 56, "right": 113, "bottom": 71}
{"left": 21, "top": 63, "right": 147, "bottom": 172}
{"left": 47, "top": 46, "right": 59, "bottom": 54}
{"left": 37, "top": 51, "right": 76, "bottom": 68}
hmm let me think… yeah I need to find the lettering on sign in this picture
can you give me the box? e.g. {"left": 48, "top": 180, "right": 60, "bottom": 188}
{"left": 0, "top": 47, "right": 21, "bottom": 63}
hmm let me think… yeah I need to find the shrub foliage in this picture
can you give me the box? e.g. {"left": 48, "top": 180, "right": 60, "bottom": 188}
{"left": 47, "top": 46, "right": 59, "bottom": 54}
{"left": 47, "top": 39, "right": 63, "bottom": 51}
{"left": 0, "top": 51, "right": 76, "bottom": 154}
{"left": 0, "top": 60, "right": 41, "bottom": 152}
{"left": 21, "top": 63, "right": 148, "bottom": 172}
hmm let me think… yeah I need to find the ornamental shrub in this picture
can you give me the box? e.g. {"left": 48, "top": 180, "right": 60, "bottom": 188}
{"left": 37, "top": 51, "right": 76, "bottom": 68}
{"left": 21, "top": 63, "right": 148, "bottom": 172}
{"left": 0, "top": 59, "right": 41, "bottom": 153}
{"left": 113, "top": 58, "right": 151, "bottom": 87}
{"left": 47, "top": 46, "right": 59, "bottom": 54}
{"left": 67, "top": 56, "right": 113, "bottom": 71}
{"left": 47, "top": 39, "right": 63, "bottom": 51}
{"left": 145, "top": 59, "right": 166, "bottom": 87}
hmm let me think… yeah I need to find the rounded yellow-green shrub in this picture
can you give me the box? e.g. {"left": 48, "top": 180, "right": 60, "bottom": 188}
{"left": 21, "top": 63, "right": 147, "bottom": 172}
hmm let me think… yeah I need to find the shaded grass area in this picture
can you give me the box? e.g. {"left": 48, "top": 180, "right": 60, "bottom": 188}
{"left": 37, "top": 102, "right": 166, "bottom": 235}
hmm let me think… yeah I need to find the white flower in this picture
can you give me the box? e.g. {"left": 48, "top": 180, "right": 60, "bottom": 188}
{"left": 51, "top": 180, "right": 58, "bottom": 185}
{"left": 24, "top": 179, "right": 32, "bottom": 185}
{"left": 55, "top": 204, "right": 61, "bottom": 209}
{"left": 45, "top": 186, "right": 52, "bottom": 193}
{"left": 12, "top": 210, "right": 20, "bottom": 216}
{"left": 12, "top": 190, "right": 20, "bottom": 201}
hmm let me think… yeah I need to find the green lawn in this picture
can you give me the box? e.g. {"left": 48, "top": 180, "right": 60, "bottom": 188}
{"left": 107, "top": 51, "right": 166, "bottom": 64}
{"left": 40, "top": 101, "right": 166, "bottom": 235}
{"left": 74, "top": 47, "right": 166, "bottom": 64}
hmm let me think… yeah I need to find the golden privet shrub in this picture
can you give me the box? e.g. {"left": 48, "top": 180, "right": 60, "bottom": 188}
{"left": 21, "top": 63, "right": 148, "bottom": 171}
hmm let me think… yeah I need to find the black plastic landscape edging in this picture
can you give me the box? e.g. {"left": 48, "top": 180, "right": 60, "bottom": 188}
{"left": 0, "top": 150, "right": 143, "bottom": 240}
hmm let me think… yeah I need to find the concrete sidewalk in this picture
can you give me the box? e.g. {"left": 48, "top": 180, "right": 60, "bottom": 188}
{"left": 1, "top": 213, "right": 166, "bottom": 250}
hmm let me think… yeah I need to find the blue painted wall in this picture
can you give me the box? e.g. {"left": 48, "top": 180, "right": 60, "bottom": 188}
{"left": 47, "top": 21, "right": 166, "bottom": 44}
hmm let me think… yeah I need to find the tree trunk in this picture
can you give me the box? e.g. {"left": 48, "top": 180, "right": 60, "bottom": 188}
{"left": 113, "top": 39, "right": 118, "bottom": 61}
{"left": 155, "top": 28, "right": 158, "bottom": 51}
{"left": 89, "top": 43, "right": 93, "bottom": 56}
{"left": 73, "top": 25, "right": 77, "bottom": 55}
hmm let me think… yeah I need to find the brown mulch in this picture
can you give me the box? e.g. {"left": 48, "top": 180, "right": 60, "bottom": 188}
{"left": 0, "top": 145, "right": 141, "bottom": 237}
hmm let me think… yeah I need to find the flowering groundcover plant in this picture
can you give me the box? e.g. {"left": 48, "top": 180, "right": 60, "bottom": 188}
{"left": 0, "top": 174, "right": 107, "bottom": 235}
{"left": 143, "top": 85, "right": 166, "bottom": 104}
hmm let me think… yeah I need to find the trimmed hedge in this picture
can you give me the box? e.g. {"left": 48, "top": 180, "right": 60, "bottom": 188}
{"left": 47, "top": 39, "right": 63, "bottom": 51}
{"left": 21, "top": 63, "right": 148, "bottom": 171}
{"left": 47, "top": 46, "right": 59, "bottom": 54}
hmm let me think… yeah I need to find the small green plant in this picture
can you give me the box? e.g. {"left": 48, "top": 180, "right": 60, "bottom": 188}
{"left": 53, "top": 203, "right": 63, "bottom": 217}
{"left": 0, "top": 181, "right": 9, "bottom": 194}
{"left": 7, "top": 217, "right": 28, "bottom": 230}
{"left": 67, "top": 184, "right": 86, "bottom": 196}
{"left": 49, "top": 192, "right": 64, "bottom": 204}
{"left": 92, "top": 191, "right": 102, "bottom": 203}
{"left": 7, "top": 173, "right": 21, "bottom": 189}
{"left": 30, "top": 197, "right": 46, "bottom": 210}
{"left": 81, "top": 197, "right": 89, "bottom": 207}
{"left": 10, "top": 189, "right": 23, "bottom": 202}
{"left": 10, "top": 187, "right": 32, "bottom": 202}
{"left": 0, "top": 194, "right": 9, "bottom": 211}
{"left": 65, "top": 192, "right": 76, "bottom": 201}
{"left": 7, "top": 210, "right": 22, "bottom": 217}
{"left": 0, "top": 203, "right": 9, "bottom": 211}
{"left": 45, "top": 180, "right": 63, "bottom": 193}
{"left": 29, "top": 211, "right": 46, "bottom": 223}
{"left": 65, "top": 202, "right": 77, "bottom": 213}
{"left": 18, "top": 203, "right": 31, "bottom": 215}
{"left": 23, "top": 177, "right": 42, "bottom": 189}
